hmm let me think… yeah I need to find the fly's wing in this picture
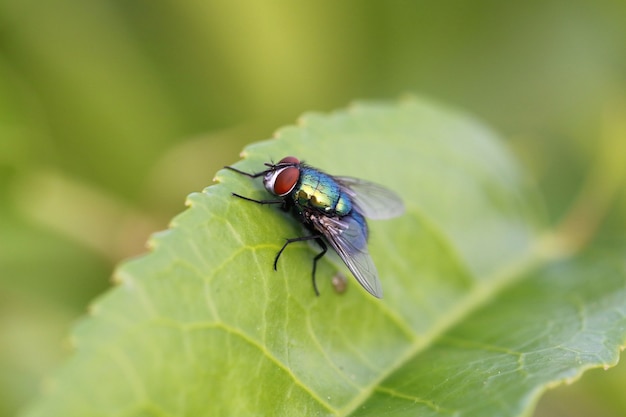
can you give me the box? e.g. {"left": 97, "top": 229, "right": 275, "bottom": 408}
{"left": 311, "top": 214, "right": 383, "bottom": 298}
{"left": 335, "top": 176, "right": 405, "bottom": 220}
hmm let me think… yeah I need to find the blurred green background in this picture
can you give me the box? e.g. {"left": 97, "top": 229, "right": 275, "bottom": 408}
{"left": 1, "top": 1, "right": 625, "bottom": 416}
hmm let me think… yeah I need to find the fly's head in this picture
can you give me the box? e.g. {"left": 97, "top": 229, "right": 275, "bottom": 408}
{"left": 263, "top": 156, "right": 301, "bottom": 197}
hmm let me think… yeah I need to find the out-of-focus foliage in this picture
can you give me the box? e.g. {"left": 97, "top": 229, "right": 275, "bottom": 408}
{"left": 0, "top": 1, "right": 625, "bottom": 416}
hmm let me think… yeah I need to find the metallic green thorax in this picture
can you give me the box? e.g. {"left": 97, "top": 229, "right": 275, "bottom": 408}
{"left": 292, "top": 167, "right": 352, "bottom": 216}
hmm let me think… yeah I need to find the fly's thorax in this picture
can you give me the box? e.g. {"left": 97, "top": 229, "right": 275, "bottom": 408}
{"left": 293, "top": 167, "right": 353, "bottom": 216}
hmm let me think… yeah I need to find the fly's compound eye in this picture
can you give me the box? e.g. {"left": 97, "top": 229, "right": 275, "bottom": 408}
{"left": 273, "top": 166, "right": 300, "bottom": 196}
{"left": 278, "top": 156, "right": 300, "bottom": 165}
{"left": 264, "top": 166, "right": 300, "bottom": 196}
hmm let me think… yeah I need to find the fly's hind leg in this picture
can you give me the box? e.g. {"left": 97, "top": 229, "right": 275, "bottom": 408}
{"left": 311, "top": 238, "right": 328, "bottom": 296}
{"left": 273, "top": 234, "right": 327, "bottom": 296}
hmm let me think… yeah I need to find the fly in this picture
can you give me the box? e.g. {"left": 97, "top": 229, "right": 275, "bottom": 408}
{"left": 224, "top": 156, "right": 404, "bottom": 298}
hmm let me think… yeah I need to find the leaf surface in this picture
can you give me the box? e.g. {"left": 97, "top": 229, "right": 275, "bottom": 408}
{"left": 24, "top": 99, "right": 626, "bottom": 417}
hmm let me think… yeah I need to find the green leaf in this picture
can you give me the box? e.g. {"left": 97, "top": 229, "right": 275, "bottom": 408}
{"left": 23, "top": 99, "right": 626, "bottom": 417}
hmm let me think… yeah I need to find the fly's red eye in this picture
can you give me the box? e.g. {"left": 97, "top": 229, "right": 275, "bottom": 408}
{"left": 273, "top": 167, "right": 300, "bottom": 196}
{"left": 279, "top": 156, "right": 300, "bottom": 165}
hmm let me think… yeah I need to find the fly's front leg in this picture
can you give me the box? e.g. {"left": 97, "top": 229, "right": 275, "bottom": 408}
{"left": 224, "top": 166, "right": 284, "bottom": 205}
{"left": 231, "top": 193, "right": 284, "bottom": 206}
{"left": 223, "top": 165, "right": 268, "bottom": 178}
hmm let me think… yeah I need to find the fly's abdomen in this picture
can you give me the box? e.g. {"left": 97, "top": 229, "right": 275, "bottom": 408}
{"left": 295, "top": 168, "right": 353, "bottom": 216}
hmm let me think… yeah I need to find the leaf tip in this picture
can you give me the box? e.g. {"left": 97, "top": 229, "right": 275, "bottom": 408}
{"left": 145, "top": 230, "right": 167, "bottom": 251}
{"left": 184, "top": 193, "right": 199, "bottom": 207}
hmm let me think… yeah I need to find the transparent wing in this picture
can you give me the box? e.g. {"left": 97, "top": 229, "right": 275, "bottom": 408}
{"left": 335, "top": 176, "right": 405, "bottom": 220}
{"left": 311, "top": 214, "right": 383, "bottom": 298}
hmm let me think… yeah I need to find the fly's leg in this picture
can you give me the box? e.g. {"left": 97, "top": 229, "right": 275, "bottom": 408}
{"left": 274, "top": 235, "right": 321, "bottom": 269}
{"left": 225, "top": 165, "right": 284, "bottom": 205}
{"left": 224, "top": 161, "right": 283, "bottom": 178}
{"left": 311, "top": 238, "right": 328, "bottom": 297}
{"left": 223, "top": 165, "right": 267, "bottom": 178}
{"left": 231, "top": 193, "right": 283, "bottom": 205}
{"left": 274, "top": 234, "right": 326, "bottom": 296}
